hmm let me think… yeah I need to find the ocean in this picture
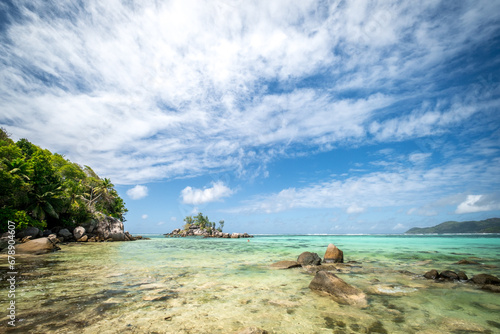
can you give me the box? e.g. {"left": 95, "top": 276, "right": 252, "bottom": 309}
{"left": 2, "top": 234, "right": 500, "bottom": 333}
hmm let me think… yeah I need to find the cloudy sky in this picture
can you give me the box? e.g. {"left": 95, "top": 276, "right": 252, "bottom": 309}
{"left": 1, "top": 0, "right": 499, "bottom": 234}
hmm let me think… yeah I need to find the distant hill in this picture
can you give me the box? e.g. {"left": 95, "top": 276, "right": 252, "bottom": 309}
{"left": 405, "top": 218, "right": 500, "bottom": 234}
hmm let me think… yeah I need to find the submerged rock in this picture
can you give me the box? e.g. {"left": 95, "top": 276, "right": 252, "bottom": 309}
{"left": 297, "top": 252, "right": 321, "bottom": 266}
{"left": 309, "top": 271, "right": 368, "bottom": 308}
{"left": 16, "top": 237, "right": 60, "bottom": 255}
{"left": 424, "top": 269, "right": 440, "bottom": 279}
{"left": 471, "top": 274, "right": 500, "bottom": 285}
{"left": 270, "top": 261, "right": 302, "bottom": 269}
{"left": 323, "top": 243, "right": 344, "bottom": 263}
{"left": 456, "top": 259, "right": 480, "bottom": 265}
{"left": 440, "top": 270, "right": 459, "bottom": 281}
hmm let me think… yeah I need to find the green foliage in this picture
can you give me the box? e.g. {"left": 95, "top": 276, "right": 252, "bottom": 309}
{"left": 0, "top": 208, "right": 46, "bottom": 231}
{"left": 183, "top": 213, "right": 223, "bottom": 232}
{"left": 0, "top": 129, "right": 127, "bottom": 233}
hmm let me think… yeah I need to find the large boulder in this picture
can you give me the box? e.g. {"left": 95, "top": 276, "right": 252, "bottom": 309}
{"left": 95, "top": 215, "right": 126, "bottom": 241}
{"left": 73, "top": 226, "right": 85, "bottom": 240}
{"left": 324, "top": 243, "right": 344, "bottom": 263}
{"left": 16, "top": 237, "right": 60, "bottom": 255}
{"left": 297, "top": 252, "right": 322, "bottom": 266}
{"left": 309, "top": 271, "right": 368, "bottom": 308}
{"left": 471, "top": 274, "right": 500, "bottom": 285}
{"left": 16, "top": 226, "right": 41, "bottom": 239}
{"left": 58, "top": 228, "right": 73, "bottom": 239}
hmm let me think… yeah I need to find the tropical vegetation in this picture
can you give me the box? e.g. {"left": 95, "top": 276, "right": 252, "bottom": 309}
{"left": 0, "top": 128, "right": 127, "bottom": 233}
{"left": 183, "top": 212, "right": 224, "bottom": 232}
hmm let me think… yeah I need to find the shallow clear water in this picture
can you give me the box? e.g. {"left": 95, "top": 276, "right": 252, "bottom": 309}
{"left": 2, "top": 235, "right": 500, "bottom": 333}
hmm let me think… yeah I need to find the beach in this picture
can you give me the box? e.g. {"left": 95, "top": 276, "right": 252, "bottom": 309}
{"left": 2, "top": 234, "right": 500, "bottom": 333}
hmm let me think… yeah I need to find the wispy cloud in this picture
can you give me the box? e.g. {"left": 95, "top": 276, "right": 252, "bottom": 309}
{"left": 1, "top": 1, "right": 499, "bottom": 184}
{"left": 227, "top": 157, "right": 500, "bottom": 215}
{"left": 455, "top": 194, "right": 500, "bottom": 214}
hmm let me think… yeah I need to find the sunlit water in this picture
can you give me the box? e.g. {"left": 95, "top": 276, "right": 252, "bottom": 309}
{"left": 2, "top": 235, "right": 500, "bottom": 333}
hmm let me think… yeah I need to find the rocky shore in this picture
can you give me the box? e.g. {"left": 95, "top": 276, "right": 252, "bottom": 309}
{"left": 0, "top": 214, "right": 145, "bottom": 255}
{"left": 165, "top": 224, "right": 253, "bottom": 239}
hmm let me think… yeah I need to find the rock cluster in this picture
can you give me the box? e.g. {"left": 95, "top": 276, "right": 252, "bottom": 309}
{"left": 423, "top": 269, "right": 500, "bottom": 293}
{"left": 165, "top": 225, "right": 253, "bottom": 239}
{"left": 270, "top": 243, "right": 368, "bottom": 307}
{"left": 1, "top": 214, "right": 144, "bottom": 255}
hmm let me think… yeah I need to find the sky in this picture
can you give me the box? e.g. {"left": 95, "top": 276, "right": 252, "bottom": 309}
{"left": 1, "top": 0, "right": 500, "bottom": 234}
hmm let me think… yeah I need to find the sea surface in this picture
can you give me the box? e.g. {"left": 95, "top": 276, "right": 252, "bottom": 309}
{"left": 2, "top": 234, "right": 500, "bottom": 333}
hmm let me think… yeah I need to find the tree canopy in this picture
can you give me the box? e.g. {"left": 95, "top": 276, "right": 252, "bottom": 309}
{"left": 0, "top": 128, "right": 127, "bottom": 232}
{"left": 183, "top": 213, "right": 224, "bottom": 232}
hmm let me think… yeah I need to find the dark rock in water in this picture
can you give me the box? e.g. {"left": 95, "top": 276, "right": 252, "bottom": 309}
{"left": 297, "top": 252, "right": 321, "bottom": 266}
{"left": 309, "top": 271, "right": 368, "bottom": 308}
{"left": 236, "top": 327, "right": 268, "bottom": 334}
{"left": 73, "top": 226, "right": 85, "bottom": 240}
{"left": 471, "top": 274, "right": 500, "bottom": 285}
{"left": 15, "top": 237, "right": 61, "bottom": 255}
{"left": 457, "top": 271, "right": 468, "bottom": 281}
{"left": 323, "top": 243, "right": 344, "bottom": 263}
{"left": 487, "top": 320, "right": 500, "bottom": 329}
{"left": 368, "top": 320, "right": 388, "bottom": 334}
{"left": 42, "top": 229, "right": 53, "bottom": 237}
{"left": 424, "top": 269, "right": 440, "bottom": 279}
{"left": 481, "top": 285, "right": 500, "bottom": 293}
{"left": 456, "top": 259, "right": 480, "bottom": 265}
{"left": 440, "top": 270, "right": 459, "bottom": 281}
{"left": 270, "top": 261, "right": 302, "bottom": 269}
{"left": 16, "top": 226, "right": 41, "bottom": 239}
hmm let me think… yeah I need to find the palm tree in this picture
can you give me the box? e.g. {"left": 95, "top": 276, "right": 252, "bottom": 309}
{"left": 27, "top": 183, "right": 63, "bottom": 220}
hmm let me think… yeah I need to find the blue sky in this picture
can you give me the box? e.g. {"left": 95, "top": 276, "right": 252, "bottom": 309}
{"left": 1, "top": 0, "right": 499, "bottom": 234}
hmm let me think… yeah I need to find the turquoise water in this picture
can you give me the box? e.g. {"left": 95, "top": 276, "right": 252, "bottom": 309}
{"left": 2, "top": 235, "right": 500, "bottom": 333}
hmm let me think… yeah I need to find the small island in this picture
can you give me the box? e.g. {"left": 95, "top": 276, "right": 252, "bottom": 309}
{"left": 405, "top": 218, "right": 500, "bottom": 234}
{"left": 164, "top": 212, "right": 253, "bottom": 238}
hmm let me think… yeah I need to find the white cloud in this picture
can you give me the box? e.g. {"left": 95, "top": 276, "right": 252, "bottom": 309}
{"left": 141, "top": 214, "right": 148, "bottom": 220}
{"left": 346, "top": 204, "right": 365, "bottom": 214}
{"left": 228, "top": 157, "right": 500, "bottom": 214}
{"left": 1, "top": 1, "right": 498, "bottom": 184}
{"left": 181, "top": 181, "right": 234, "bottom": 205}
{"left": 126, "top": 185, "right": 148, "bottom": 200}
{"left": 170, "top": 216, "right": 177, "bottom": 222}
{"left": 455, "top": 194, "right": 500, "bottom": 214}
